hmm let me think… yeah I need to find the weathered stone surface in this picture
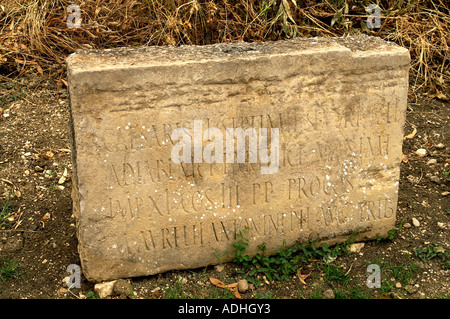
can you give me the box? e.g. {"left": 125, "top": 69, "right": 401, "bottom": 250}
{"left": 67, "top": 35, "right": 410, "bottom": 282}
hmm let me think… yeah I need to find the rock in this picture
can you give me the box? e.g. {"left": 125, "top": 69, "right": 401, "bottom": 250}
{"left": 407, "top": 175, "right": 420, "bottom": 184}
{"left": 151, "top": 287, "right": 160, "bottom": 298}
{"left": 41, "top": 212, "right": 51, "bottom": 221}
{"left": 58, "top": 175, "right": 66, "bottom": 184}
{"left": 34, "top": 165, "right": 44, "bottom": 172}
{"left": 437, "top": 222, "right": 445, "bottom": 229}
{"left": 349, "top": 242, "right": 365, "bottom": 253}
{"left": 58, "top": 167, "right": 68, "bottom": 184}
{"left": 214, "top": 264, "right": 225, "bottom": 273}
{"left": 426, "top": 159, "right": 437, "bottom": 165}
{"left": 323, "top": 289, "right": 335, "bottom": 299}
{"left": 404, "top": 285, "right": 418, "bottom": 294}
{"left": 442, "top": 191, "right": 450, "bottom": 196}
{"left": 435, "top": 143, "right": 445, "bottom": 149}
{"left": 94, "top": 280, "right": 116, "bottom": 298}
{"left": 403, "top": 222, "right": 411, "bottom": 228}
{"left": 238, "top": 279, "right": 249, "bottom": 293}
{"left": 67, "top": 37, "right": 410, "bottom": 282}
{"left": 395, "top": 282, "right": 402, "bottom": 288}
{"left": 412, "top": 218, "right": 420, "bottom": 227}
{"left": 323, "top": 255, "right": 337, "bottom": 263}
{"left": 177, "top": 276, "right": 188, "bottom": 285}
{"left": 415, "top": 148, "right": 427, "bottom": 157}
{"left": 429, "top": 176, "right": 440, "bottom": 183}
{"left": 57, "top": 287, "right": 68, "bottom": 295}
{"left": 113, "top": 279, "right": 133, "bottom": 298}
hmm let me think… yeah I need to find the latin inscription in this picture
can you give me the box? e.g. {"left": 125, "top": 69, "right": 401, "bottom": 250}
{"left": 114, "top": 196, "right": 396, "bottom": 256}
{"left": 92, "top": 103, "right": 401, "bottom": 257}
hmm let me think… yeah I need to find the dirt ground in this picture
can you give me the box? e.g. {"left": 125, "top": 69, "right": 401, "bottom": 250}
{"left": 0, "top": 72, "right": 448, "bottom": 300}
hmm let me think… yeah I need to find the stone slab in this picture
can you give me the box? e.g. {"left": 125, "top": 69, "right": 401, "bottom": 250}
{"left": 67, "top": 35, "right": 410, "bottom": 282}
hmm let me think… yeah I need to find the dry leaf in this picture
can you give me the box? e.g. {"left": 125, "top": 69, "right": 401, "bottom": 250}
{"left": 225, "top": 283, "right": 238, "bottom": 289}
{"left": 401, "top": 152, "right": 408, "bottom": 163}
{"left": 209, "top": 278, "right": 241, "bottom": 298}
{"left": 36, "top": 63, "right": 43, "bottom": 75}
{"left": 404, "top": 127, "right": 417, "bottom": 140}
{"left": 234, "top": 288, "right": 242, "bottom": 299}
{"left": 435, "top": 246, "right": 446, "bottom": 254}
{"left": 433, "top": 92, "right": 448, "bottom": 101}
{"left": 436, "top": 92, "right": 448, "bottom": 100}
{"left": 209, "top": 277, "right": 226, "bottom": 288}
{"left": 297, "top": 270, "right": 311, "bottom": 285}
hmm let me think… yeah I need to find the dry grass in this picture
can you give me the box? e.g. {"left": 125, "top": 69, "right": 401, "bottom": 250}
{"left": 0, "top": 0, "right": 448, "bottom": 93}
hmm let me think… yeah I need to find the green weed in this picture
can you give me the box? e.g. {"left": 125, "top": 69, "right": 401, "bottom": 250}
{"left": 368, "top": 258, "right": 419, "bottom": 294}
{"left": 0, "top": 82, "right": 25, "bottom": 104}
{"left": 0, "top": 195, "right": 14, "bottom": 229}
{"left": 85, "top": 291, "right": 100, "bottom": 299}
{"left": 0, "top": 259, "right": 24, "bottom": 281}
{"left": 414, "top": 243, "right": 449, "bottom": 270}
{"left": 254, "top": 291, "right": 274, "bottom": 299}
{"left": 207, "top": 285, "right": 235, "bottom": 299}
{"left": 232, "top": 227, "right": 354, "bottom": 284}
{"left": 310, "top": 284, "right": 324, "bottom": 299}
{"left": 164, "top": 278, "right": 186, "bottom": 299}
{"left": 376, "top": 221, "right": 404, "bottom": 243}
{"left": 320, "top": 262, "right": 349, "bottom": 283}
{"left": 443, "top": 170, "right": 450, "bottom": 181}
{"left": 348, "top": 287, "right": 371, "bottom": 299}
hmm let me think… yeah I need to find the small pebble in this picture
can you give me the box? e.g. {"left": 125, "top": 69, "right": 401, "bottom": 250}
{"left": 415, "top": 149, "right": 427, "bottom": 157}
{"left": 94, "top": 281, "right": 116, "bottom": 298}
{"left": 412, "top": 218, "right": 420, "bottom": 227}
{"left": 177, "top": 276, "right": 188, "bottom": 285}
{"left": 113, "top": 279, "right": 133, "bottom": 298}
{"left": 238, "top": 279, "right": 249, "bottom": 293}
{"left": 405, "top": 285, "right": 418, "bottom": 294}
{"left": 430, "top": 176, "right": 440, "bottom": 183}
{"left": 214, "top": 264, "right": 225, "bottom": 273}
{"left": 323, "top": 289, "right": 335, "bottom": 299}
{"left": 426, "top": 159, "right": 437, "bottom": 165}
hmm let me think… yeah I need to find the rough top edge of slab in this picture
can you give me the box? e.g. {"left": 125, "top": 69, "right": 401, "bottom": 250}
{"left": 66, "top": 35, "right": 409, "bottom": 71}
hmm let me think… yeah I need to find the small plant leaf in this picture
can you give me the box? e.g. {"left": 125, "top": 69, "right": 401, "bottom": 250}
{"left": 331, "top": 9, "right": 342, "bottom": 27}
